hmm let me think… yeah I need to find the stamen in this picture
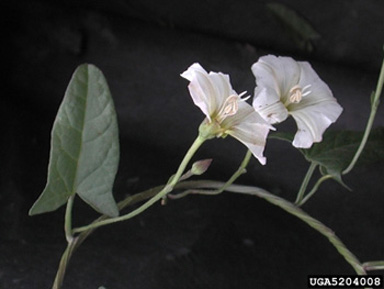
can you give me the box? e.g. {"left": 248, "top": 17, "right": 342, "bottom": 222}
{"left": 289, "top": 85, "right": 303, "bottom": 103}
{"left": 238, "top": 91, "right": 247, "bottom": 97}
{"left": 288, "top": 84, "right": 311, "bottom": 103}
{"left": 237, "top": 91, "right": 251, "bottom": 102}
{"left": 302, "top": 84, "right": 312, "bottom": 97}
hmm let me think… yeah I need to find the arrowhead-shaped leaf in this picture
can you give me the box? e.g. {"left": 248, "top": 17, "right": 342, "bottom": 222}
{"left": 29, "top": 64, "right": 119, "bottom": 217}
{"left": 302, "top": 128, "right": 384, "bottom": 178}
{"left": 270, "top": 128, "right": 384, "bottom": 180}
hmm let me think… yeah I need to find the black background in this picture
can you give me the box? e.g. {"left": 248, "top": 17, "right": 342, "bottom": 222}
{"left": 1, "top": 1, "right": 384, "bottom": 288}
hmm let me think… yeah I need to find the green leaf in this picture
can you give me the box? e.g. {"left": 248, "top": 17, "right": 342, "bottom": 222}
{"left": 271, "top": 128, "right": 384, "bottom": 181}
{"left": 29, "top": 64, "right": 119, "bottom": 217}
{"left": 303, "top": 128, "right": 384, "bottom": 178}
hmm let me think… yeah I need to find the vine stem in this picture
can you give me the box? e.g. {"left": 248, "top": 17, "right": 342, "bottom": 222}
{"left": 52, "top": 135, "right": 205, "bottom": 289}
{"left": 179, "top": 180, "right": 367, "bottom": 275}
{"left": 52, "top": 238, "right": 78, "bottom": 289}
{"left": 343, "top": 57, "right": 384, "bottom": 175}
{"left": 52, "top": 149, "right": 249, "bottom": 289}
{"left": 52, "top": 186, "right": 166, "bottom": 289}
{"left": 53, "top": 194, "right": 76, "bottom": 289}
{"left": 363, "top": 261, "right": 384, "bottom": 271}
{"left": 72, "top": 135, "right": 206, "bottom": 234}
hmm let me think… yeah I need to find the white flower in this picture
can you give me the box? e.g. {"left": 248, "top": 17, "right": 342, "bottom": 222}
{"left": 181, "top": 63, "right": 273, "bottom": 165}
{"left": 252, "top": 55, "right": 343, "bottom": 148}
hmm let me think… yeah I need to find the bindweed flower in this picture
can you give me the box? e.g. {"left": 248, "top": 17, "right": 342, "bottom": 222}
{"left": 181, "top": 63, "right": 273, "bottom": 165}
{"left": 252, "top": 55, "right": 343, "bottom": 148}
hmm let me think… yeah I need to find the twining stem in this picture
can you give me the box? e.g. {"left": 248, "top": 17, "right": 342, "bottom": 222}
{"left": 171, "top": 157, "right": 366, "bottom": 275}
{"left": 179, "top": 180, "right": 367, "bottom": 275}
{"left": 53, "top": 134, "right": 206, "bottom": 288}
{"left": 295, "top": 162, "right": 317, "bottom": 204}
{"left": 230, "top": 184, "right": 366, "bottom": 275}
{"left": 54, "top": 194, "right": 76, "bottom": 288}
{"left": 363, "top": 261, "right": 384, "bottom": 271}
{"left": 52, "top": 186, "right": 165, "bottom": 289}
{"left": 52, "top": 150, "right": 251, "bottom": 289}
{"left": 72, "top": 135, "right": 206, "bottom": 234}
{"left": 75, "top": 185, "right": 165, "bottom": 249}
{"left": 343, "top": 57, "right": 384, "bottom": 175}
{"left": 52, "top": 238, "right": 78, "bottom": 289}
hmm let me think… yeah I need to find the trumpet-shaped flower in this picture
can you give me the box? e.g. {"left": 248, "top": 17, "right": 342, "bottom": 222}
{"left": 181, "top": 63, "right": 273, "bottom": 165}
{"left": 252, "top": 55, "right": 343, "bottom": 148}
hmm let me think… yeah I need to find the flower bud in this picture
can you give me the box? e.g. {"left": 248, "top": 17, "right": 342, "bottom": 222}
{"left": 191, "top": 159, "right": 213, "bottom": 175}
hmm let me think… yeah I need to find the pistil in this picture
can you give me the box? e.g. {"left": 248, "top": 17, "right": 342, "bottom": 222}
{"left": 216, "top": 95, "right": 240, "bottom": 123}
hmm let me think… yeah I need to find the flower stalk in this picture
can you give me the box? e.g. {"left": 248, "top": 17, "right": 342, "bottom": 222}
{"left": 298, "top": 174, "right": 333, "bottom": 206}
{"left": 295, "top": 162, "right": 317, "bottom": 204}
{"left": 170, "top": 149, "right": 253, "bottom": 199}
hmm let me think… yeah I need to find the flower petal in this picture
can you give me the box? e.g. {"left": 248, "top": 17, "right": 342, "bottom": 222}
{"left": 225, "top": 101, "right": 273, "bottom": 165}
{"left": 228, "top": 121, "right": 271, "bottom": 165}
{"left": 253, "top": 86, "right": 289, "bottom": 124}
{"left": 293, "top": 62, "right": 335, "bottom": 105}
{"left": 181, "top": 63, "right": 216, "bottom": 121}
{"left": 297, "top": 62, "right": 321, "bottom": 88}
{"left": 290, "top": 100, "right": 343, "bottom": 148}
{"left": 290, "top": 62, "right": 343, "bottom": 147}
{"left": 252, "top": 55, "right": 301, "bottom": 101}
{"left": 181, "top": 63, "right": 239, "bottom": 122}
{"left": 208, "top": 72, "right": 235, "bottom": 111}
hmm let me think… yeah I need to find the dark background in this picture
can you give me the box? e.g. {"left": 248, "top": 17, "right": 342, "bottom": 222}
{"left": 1, "top": 0, "right": 384, "bottom": 288}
